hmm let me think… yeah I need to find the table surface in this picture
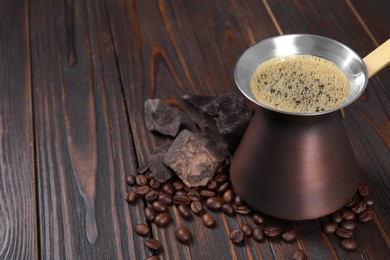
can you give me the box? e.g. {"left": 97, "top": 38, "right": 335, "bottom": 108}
{"left": 1, "top": 0, "right": 390, "bottom": 259}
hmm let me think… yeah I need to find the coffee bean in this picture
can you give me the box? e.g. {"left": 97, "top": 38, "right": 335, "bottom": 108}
{"left": 183, "top": 186, "right": 198, "bottom": 192}
{"left": 190, "top": 200, "right": 203, "bottom": 215}
{"left": 162, "top": 183, "right": 175, "bottom": 195}
{"left": 264, "top": 227, "right": 281, "bottom": 239}
{"left": 340, "top": 220, "right": 356, "bottom": 231}
{"left": 252, "top": 226, "right": 265, "bottom": 242}
{"left": 144, "top": 206, "right": 156, "bottom": 222}
{"left": 154, "top": 212, "right": 171, "bottom": 227}
{"left": 207, "top": 180, "right": 218, "bottom": 190}
{"left": 345, "top": 196, "right": 357, "bottom": 207}
{"left": 335, "top": 227, "right": 353, "bottom": 239}
{"left": 145, "top": 256, "right": 160, "bottom": 260}
{"left": 291, "top": 249, "right": 307, "bottom": 260}
{"left": 202, "top": 213, "right": 215, "bottom": 227}
{"left": 145, "top": 190, "right": 159, "bottom": 202}
{"left": 364, "top": 196, "right": 375, "bottom": 206}
{"left": 358, "top": 184, "right": 369, "bottom": 197}
{"left": 187, "top": 190, "right": 201, "bottom": 201}
{"left": 134, "top": 223, "right": 150, "bottom": 236}
{"left": 217, "top": 182, "right": 229, "bottom": 193}
{"left": 351, "top": 201, "right": 367, "bottom": 214}
{"left": 358, "top": 210, "right": 373, "bottom": 223}
{"left": 126, "top": 175, "right": 136, "bottom": 186}
{"left": 341, "top": 210, "right": 355, "bottom": 221}
{"left": 234, "top": 195, "right": 244, "bottom": 206}
{"left": 149, "top": 178, "right": 160, "bottom": 190}
{"left": 136, "top": 175, "right": 148, "bottom": 186}
{"left": 216, "top": 163, "right": 227, "bottom": 175}
{"left": 137, "top": 164, "right": 149, "bottom": 175}
{"left": 173, "top": 195, "right": 191, "bottom": 205}
{"left": 136, "top": 185, "right": 150, "bottom": 197}
{"left": 215, "top": 174, "right": 228, "bottom": 184}
{"left": 145, "top": 238, "right": 161, "bottom": 250}
{"left": 221, "top": 203, "right": 235, "bottom": 215}
{"left": 206, "top": 196, "right": 224, "bottom": 210}
{"left": 253, "top": 213, "right": 266, "bottom": 225}
{"left": 125, "top": 191, "right": 137, "bottom": 203}
{"left": 175, "top": 226, "right": 192, "bottom": 244}
{"left": 340, "top": 238, "right": 357, "bottom": 251}
{"left": 322, "top": 222, "right": 338, "bottom": 235}
{"left": 152, "top": 200, "right": 168, "bottom": 213}
{"left": 158, "top": 193, "right": 172, "bottom": 205}
{"left": 330, "top": 212, "right": 343, "bottom": 223}
{"left": 177, "top": 205, "right": 192, "bottom": 219}
{"left": 230, "top": 228, "right": 244, "bottom": 244}
{"left": 222, "top": 189, "right": 235, "bottom": 203}
{"left": 241, "top": 224, "right": 253, "bottom": 237}
{"left": 235, "top": 205, "right": 251, "bottom": 215}
{"left": 175, "top": 190, "right": 187, "bottom": 196}
{"left": 173, "top": 180, "right": 184, "bottom": 191}
{"left": 282, "top": 230, "right": 297, "bottom": 242}
{"left": 200, "top": 189, "right": 216, "bottom": 198}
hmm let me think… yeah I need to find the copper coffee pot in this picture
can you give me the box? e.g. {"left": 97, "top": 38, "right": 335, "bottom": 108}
{"left": 230, "top": 34, "right": 390, "bottom": 220}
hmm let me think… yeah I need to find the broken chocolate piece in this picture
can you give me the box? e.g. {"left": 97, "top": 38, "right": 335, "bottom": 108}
{"left": 148, "top": 144, "right": 174, "bottom": 183}
{"left": 163, "top": 130, "right": 227, "bottom": 187}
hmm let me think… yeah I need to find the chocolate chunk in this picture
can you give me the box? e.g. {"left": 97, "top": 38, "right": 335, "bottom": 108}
{"left": 144, "top": 98, "right": 187, "bottom": 137}
{"left": 163, "top": 130, "right": 227, "bottom": 187}
{"left": 147, "top": 144, "right": 174, "bottom": 183}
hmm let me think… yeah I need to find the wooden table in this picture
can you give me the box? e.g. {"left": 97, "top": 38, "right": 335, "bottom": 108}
{"left": 1, "top": 0, "right": 389, "bottom": 259}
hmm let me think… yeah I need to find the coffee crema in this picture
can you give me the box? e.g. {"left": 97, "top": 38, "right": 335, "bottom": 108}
{"left": 250, "top": 55, "right": 349, "bottom": 113}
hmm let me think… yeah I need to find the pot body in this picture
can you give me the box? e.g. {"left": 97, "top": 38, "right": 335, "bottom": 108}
{"left": 230, "top": 108, "right": 360, "bottom": 220}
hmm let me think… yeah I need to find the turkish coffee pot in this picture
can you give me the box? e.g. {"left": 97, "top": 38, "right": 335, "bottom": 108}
{"left": 230, "top": 34, "right": 390, "bottom": 220}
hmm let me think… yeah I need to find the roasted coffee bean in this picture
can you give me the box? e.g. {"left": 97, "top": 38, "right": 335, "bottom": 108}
{"left": 158, "top": 193, "right": 172, "bottom": 205}
{"left": 358, "top": 184, "right": 369, "bottom": 197}
{"left": 216, "top": 163, "right": 227, "bottom": 175}
{"left": 161, "top": 183, "right": 175, "bottom": 195}
{"left": 136, "top": 185, "right": 150, "bottom": 197}
{"left": 221, "top": 203, "right": 235, "bottom": 215}
{"left": 175, "top": 226, "right": 192, "bottom": 244}
{"left": 230, "top": 228, "right": 244, "bottom": 244}
{"left": 200, "top": 189, "right": 216, "bottom": 198}
{"left": 184, "top": 186, "right": 198, "bottom": 192}
{"left": 145, "top": 190, "right": 159, "bottom": 202}
{"left": 340, "top": 220, "right": 356, "bottom": 231}
{"left": 190, "top": 201, "right": 203, "bottom": 215}
{"left": 341, "top": 210, "right": 355, "bottom": 221}
{"left": 202, "top": 213, "right": 215, "bottom": 227}
{"left": 187, "top": 190, "right": 201, "bottom": 201}
{"left": 282, "top": 230, "right": 297, "bottom": 242}
{"left": 154, "top": 212, "right": 171, "bottom": 227}
{"left": 206, "top": 196, "right": 224, "bottom": 210}
{"left": 144, "top": 206, "right": 156, "bottom": 222}
{"left": 351, "top": 201, "right": 367, "bottom": 214}
{"left": 145, "top": 256, "right": 160, "bottom": 260}
{"left": 335, "top": 227, "right": 353, "bottom": 239}
{"left": 217, "top": 182, "right": 229, "bottom": 193}
{"left": 223, "top": 189, "right": 235, "bottom": 203}
{"left": 152, "top": 200, "right": 168, "bottom": 213}
{"left": 241, "top": 224, "right": 253, "bottom": 237}
{"left": 340, "top": 238, "right": 357, "bottom": 251}
{"left": 125, "top": 191, "right": 137, "bottom": 203}
{"left": 235, "top": 205, "right": 251, "bottom": 215}
{"left": 330, "top": 212, "right": 343, "bottom": 223}
{"left": 215, "top": 174, "right": 228, "bottom": 184}
{"left": 126, "top": 175, "right": 136, "bottom": 186}
{"left": 173, "top": 180, "right": 184, "bottom": 191}
{"left": 177, "top": 205, "right": 192, "bottom": 219}
{"left": 322, "top": 222, "right": 338, "bottom": 235}
{"left": 264, "top": 227, "right": 281, "bottom": 239}
{"left": 358, "top": 210, "right": 373, "bottom": 223}
{"left": 145, "top": 238, "right": 161, "bottom": 250}
{"left": 253, "top": 213, "right": 266, "bottom": 225}
{"left": 136, "top": 175, "right": 148, "bottom": 186}
{"left": 345, "top": 196, "right": 357, "bottom": 207}
{"left": 252, "top": 226, "right": 265, "bottom": 242}
{"left": 175, "top": 190, "right": 187, "bottom": 196}
{"left": 149, "top": 178, "right": 160, "bottom": 190}
{"left": 137, "top": 164, "right": 149, "bottom": 175}
{"left": 173, "top": 195, "right": 191, "bottom": 205}
{"left": 364, "top": 196, "right": 375, "bottom": 206}
{"left": 207, "top": 180, "right": 218, "bottom": 190}
{"left": 134, "top": 223, "right": 150, "bottom": 236}
{"left": 291, "top": 249, "right": 308, "bottom": 260}
{"left": 234, "top": 195, "right": 244, "bottom": 206}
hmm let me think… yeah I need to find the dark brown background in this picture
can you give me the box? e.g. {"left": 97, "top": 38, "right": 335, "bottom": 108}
{"left": 0, "top": 0, "right": 389, "bottom": 259}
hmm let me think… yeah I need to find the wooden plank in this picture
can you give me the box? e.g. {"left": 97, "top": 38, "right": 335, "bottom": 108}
{"left": 30, "top": 0, "right": 147, "bottom": 258}
{"left": 0, "top": 0, "right": 36, "bottom": 259}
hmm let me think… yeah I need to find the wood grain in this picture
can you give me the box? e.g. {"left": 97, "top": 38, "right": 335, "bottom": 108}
{"left": 0, "top": 0, "right": 36, "bottom": 259}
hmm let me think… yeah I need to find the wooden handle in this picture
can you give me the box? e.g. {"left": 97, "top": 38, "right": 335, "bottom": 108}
{"left": 363, "top": 39, "right": 390, "bottom": 78}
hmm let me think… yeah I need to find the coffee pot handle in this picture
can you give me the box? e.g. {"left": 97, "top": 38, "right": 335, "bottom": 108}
{"left": 363, "top": 39, "right": 390, "bottom": 78}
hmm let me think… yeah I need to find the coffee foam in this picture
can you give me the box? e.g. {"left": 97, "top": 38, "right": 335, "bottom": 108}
{"left": 250, "top": 55, "right": 349, "bottom": 113}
